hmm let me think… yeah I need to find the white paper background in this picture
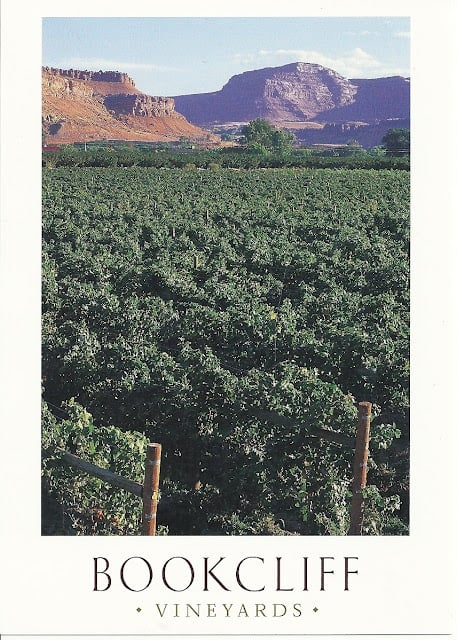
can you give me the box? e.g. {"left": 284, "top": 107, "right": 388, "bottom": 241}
{"left": 1, "top": 0, "right": 456, "bottom": 638}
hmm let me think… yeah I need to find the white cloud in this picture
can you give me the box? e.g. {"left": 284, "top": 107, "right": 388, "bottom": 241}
{"left": 395, "top": 31, "right": 411, "bottom": 39}
{"left": 233, "top": 47, "right": 409, "bottom": 79}
{"left": 343, "top": 30, "right": 377, "bottom": 36}
{"left": 55, "top": 57, "right": 180, "bottom": 73}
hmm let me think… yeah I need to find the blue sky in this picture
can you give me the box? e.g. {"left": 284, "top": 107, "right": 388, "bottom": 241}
{"left": 42, "top": 17, "right": 410, "bottom": 97}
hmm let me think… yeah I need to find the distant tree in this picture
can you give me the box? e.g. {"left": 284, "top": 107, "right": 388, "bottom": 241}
{"left": 242, "top": 118, "right": 274, "bottom": 149}
{"left": 271, "top": 128, "right": 295, "bottom": 153}
{"left": 382, "top": 128, "right": 410, "bottom": 156}
{"left": 242, "top": 118, "right": 294, "bottom": 154}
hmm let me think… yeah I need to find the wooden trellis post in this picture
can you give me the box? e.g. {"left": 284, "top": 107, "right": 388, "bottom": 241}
{"left": 348, "top": 401, "right": 372, "bottom": 535}
{"left": 141, "top": 443, "right": 162, "bottom": 536}
{"left": 59, "top": 441, "right": 162, "bottom": 536}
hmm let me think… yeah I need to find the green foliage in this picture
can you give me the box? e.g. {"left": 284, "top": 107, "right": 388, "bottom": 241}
{"left": 42, "top": 145, "right": 409, "bottom": 170}
{"left": 368, "top": 146, "right": 387, "bottom": 157}
{"left": 382, "top": 128, "right": 410, "bottom": 156}
{"left": 241, "top": 119, "right": 295, "bottom": 154}
{"left": 241, "top": 118, "right": 275, "bottom": 149}
{"left": 42, "top": 166, "right": 409, "bottom": 535}
{"left": 42, "top": 399, "right": 151, "bottom": 535}
{"left": 360, "top": 486, "right": 407, "bottom": 535}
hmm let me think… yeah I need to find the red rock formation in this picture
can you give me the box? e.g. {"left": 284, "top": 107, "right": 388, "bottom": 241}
{"left": 103, "top": 93, "right": 176, "bottom": 118}
{"left": 42, "top": 67, "right": 218, "bottom": 144}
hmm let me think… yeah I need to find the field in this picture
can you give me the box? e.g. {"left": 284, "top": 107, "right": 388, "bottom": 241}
{"left": 42, "top": 166, "right": 409, "bottom": 535}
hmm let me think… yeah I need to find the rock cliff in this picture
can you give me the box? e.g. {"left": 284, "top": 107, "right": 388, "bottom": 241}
{"left": 42, "top": 63, "right": 409, "bottom": 147}
{"left": 43, "top": 67, "right": 137, "bottom": 86}
{"left": 314, "top": 76, "right": 410, "bottom": 123}
{"left": 103, "top": 93, "right": 176, "bottom": 118}
{"left": 42, "top": 67, "right": 217, "bottom": 144}
{"left": 174, "top": 62, "right": 410, "bottom": 127}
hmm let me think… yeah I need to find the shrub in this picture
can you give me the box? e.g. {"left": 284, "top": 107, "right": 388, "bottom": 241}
{"left": 42, "top": 399, "right": 152, "bottom": 535}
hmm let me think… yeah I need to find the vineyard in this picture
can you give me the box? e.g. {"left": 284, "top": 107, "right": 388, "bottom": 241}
{"left": 42, "top": 166, "right": 409, "bottom": 536}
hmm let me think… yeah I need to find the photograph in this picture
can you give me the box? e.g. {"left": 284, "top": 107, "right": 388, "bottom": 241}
{"left": 41, "top": 16, "right": 410, "bottom": 537}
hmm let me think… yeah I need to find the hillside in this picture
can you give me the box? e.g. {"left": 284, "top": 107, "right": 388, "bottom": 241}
{"left": 313, "top": 76, "right": 411, "bottom": 123}
{"left": 174, "top": 62, "right": 358, "bottom": 125}
{"left": 42, "top": 64, "right": 410, "bottom": 148}
{"left": 173, "top": 62, "right": 410, "bottom": 146}
{"left": 42, "top": 67, "right": 218, "bottom": 144}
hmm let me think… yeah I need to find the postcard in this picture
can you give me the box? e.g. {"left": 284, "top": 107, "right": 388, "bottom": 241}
{"left": 0, "top": 1, "right": 456, "bottom": 639}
